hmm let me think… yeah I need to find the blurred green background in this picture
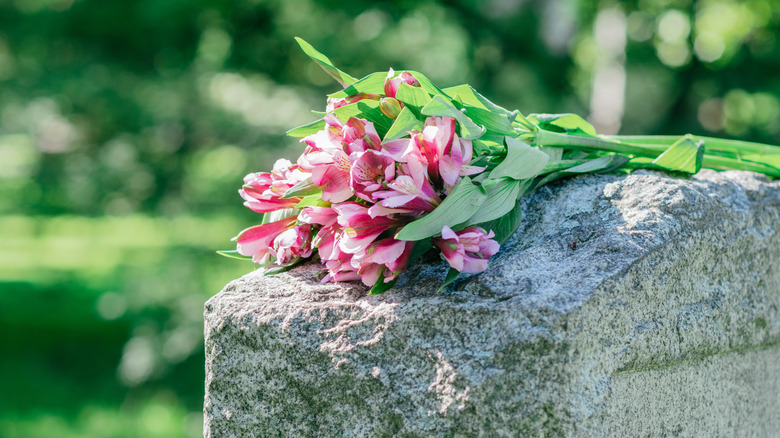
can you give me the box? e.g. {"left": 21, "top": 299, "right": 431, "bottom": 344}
{"left": 0, "top": 0, "right": 778, "bottom": 436}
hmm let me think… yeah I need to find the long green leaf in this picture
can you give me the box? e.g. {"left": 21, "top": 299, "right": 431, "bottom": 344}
{"left": 396, "top": 176, "right": 487, "bottom": 241}
{"left": 384, "top": 106, "right": 423, "bottom": 141}
{"left": 369, "top": 273, "right": 397, "bottom": 295}
{"left": 463, "top": 106, "right": 516, "bottom": 136}
{"left": 437, "top": 268, "right": 460, "bottom": 293}
{"left": 465, "top": 178, "right": 527, "bottom": 225}
{"left": 441, "top": 84, "right": 512, "bottom": 116}
{"left": 262, "top": 258, "right": 306, "bottom": 276}
{"left": 395, "top": 82, "right": 432, "bottom": 116}
{"left": 295, "top": 194, "right": 329, "bottom": 208}
{"left": 405, "top": 70, "right": 452, "bottom": 99}
{"left": 652, "top": 136, "right": 704, "bottom": 174}
{"left": 287, "top": 119, "right": 326, "bottom": 138}
{"left": 531, "top": 113, "right": 597, "bottom": 137}
{"left": 331, "top": 99, "right": 393, "bottom": 137}
{"left": 421, "top": 95, "right": 486, "bottom": 140}
{"left": 294, "top": 37, "right": 357, "bottom": 87}
{"left": 475, "top": 202, "right": 523, "bottom": 245}
{"left": 216, "top": 250, "right": 253, "bottom": 261}
{"left": 534, "top": 154, "right": 630, "bottom": 187}
{"left": 282, "top": 177, "right": 321, "bottom": 198}
{"left": 328, "top": 72, "right": 386, "bottom": 98}
{"left": 489, "top": 136, "right": 549, "bottom": 180}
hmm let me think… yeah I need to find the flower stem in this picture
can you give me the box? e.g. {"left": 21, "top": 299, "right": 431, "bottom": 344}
{"left": 535, "top": 130, "right": 665, "bottom": 158}
{"left": 535, "top": 130, "right": 780, "bottom": 177}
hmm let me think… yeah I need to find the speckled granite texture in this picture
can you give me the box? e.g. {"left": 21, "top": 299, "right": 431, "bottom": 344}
{"left": 204, "top": 170, "right": 780, "bottom": 437}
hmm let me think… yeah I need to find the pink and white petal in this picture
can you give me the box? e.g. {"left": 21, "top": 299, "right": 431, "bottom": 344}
{"left": 479, "top": 239, "right": 501, "bottom": 257}
{"left": 440, "top": 226, "right": 459, "bottom": 241}
{"left": 358, "top": 264, "right": 383, "bottom": 287}
{"left": 461, "top": 256, "right": 489, "bottom": 273}
{"left": 382, "top": 139, "right": 414, "bottom": 162}
{"left": 459, "top": 164, "right": 487, "bottom": 176}
{"left": 368, "top": 203, "right": 408, "bottom": 218}
{"left": 317, "top": 167, "right": 353, "bottom": 203}
{"left": 367, "top": 239, "right": 407, "bottom": 265}
{"left": 442, "top": 250, "right": 465, "bottom": 272}
{"left": 438, "top": 155, "right": 462, "bottom": 187}
{"left": 234, "top": 216, "right": 296, "bottom": 256}
{"left": 377, "top": 194, "right": 417, "bottom": 208}
{"left": 299, "top": 206, "right": 338, "bottom": 227}
{"left": 339, "top": 233, "right": 381, "bottom": 254}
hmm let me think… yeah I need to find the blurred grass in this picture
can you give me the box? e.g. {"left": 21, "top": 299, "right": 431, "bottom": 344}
{"left": 0, "top": 0, "right": 778, "bottom": 436}
{"left": 0, "top": 215, "right": 252, "bottom": 437}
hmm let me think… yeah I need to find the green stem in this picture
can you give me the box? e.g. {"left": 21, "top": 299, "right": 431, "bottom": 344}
{"left": 702, "top": 156, "right": 780, "bottom": 176}
{"left": 541, "top": 159, "right": 591, "bottom": 174}
{"left": 535, "top": 130, "right": 665, "bottom": 158}
{"left": 606, "top": 135, "right": 780, "bottom": 156}
{"left": 536, "top": 130, "right": 780, "bottom": 177}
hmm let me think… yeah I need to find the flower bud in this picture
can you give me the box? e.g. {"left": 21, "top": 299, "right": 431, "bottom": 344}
{"left": 380, "top": 97, "right": 403, "bottom": 119}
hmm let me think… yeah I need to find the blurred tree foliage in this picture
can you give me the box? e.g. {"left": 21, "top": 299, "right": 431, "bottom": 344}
{"left": 0, "top": 0, "right": 777, "bottom": 436}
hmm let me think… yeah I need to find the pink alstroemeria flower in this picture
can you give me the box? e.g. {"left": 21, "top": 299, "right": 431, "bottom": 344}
{"left": 407, "top": 116, "right": 485, "bottom": 193}
{"left": 321, "top": 248, "right": 361, "bottom": 283}
{"left": 433, "top": 226, "right": 500, "bottom": 273}
{"left": 298, "top": 115, "right": 382, "bottom": 203}
{"left": 372, "top": 155, "right": 441, "bottom": 214}
{"left": 333, "top": 202, "right": 404, "bottom": 254}
{"left": 341, "top": 117, "right": 382, "bottom": 154}
{"left": 271, "top": 224, "right": 313, "bottom": 265}
{"left": 351, "top": 238, "right": 415, "bottom": 287}
{"left": 298, "top": 206, "right": 340, "bottom": 260}
{"left": 351, "top": 149, "right": 396, "bottom": 202}
{"left": 240, "top": 159, "right": 309, "bottom": 213}
{"left": 384, "top": 69, "right": 420, "bottom": 98}
{"left": 234, "top": 215, "right": 297, "bottom": 264}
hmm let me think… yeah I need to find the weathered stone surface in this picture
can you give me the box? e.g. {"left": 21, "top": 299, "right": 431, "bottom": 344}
{"left": 204, "top": 170, "right": 780, "bottom": 437}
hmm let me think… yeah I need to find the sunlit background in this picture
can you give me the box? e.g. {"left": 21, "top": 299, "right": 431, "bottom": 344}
{"left": 1, "top": 0, "right": 778, "bottom": 436}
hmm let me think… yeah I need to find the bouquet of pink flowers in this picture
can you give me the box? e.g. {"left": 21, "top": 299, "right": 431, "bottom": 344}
{"left": 220, "top": 38, "right": 780, "bottom": 294}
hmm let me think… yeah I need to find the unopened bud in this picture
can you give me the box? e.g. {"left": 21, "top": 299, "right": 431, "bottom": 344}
{"left": 380, "top": 97, "right": 403, "bottom": 119}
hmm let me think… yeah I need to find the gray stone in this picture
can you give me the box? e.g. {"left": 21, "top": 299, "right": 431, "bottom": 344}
{"left": 204, "top": 170, "right": 780, "bottom": 437}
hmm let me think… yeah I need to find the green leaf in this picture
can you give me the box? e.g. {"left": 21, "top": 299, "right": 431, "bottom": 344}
{"left": 441, "top": 84, "right": 512, "bottom": 115}
{"left": 565, "top": 154, "right": 628, "bottom": 173}
{"left": 295, "top": 194, "right": 329, "bottom": 208}
{"left": 489, "top": 136, "right": 549, "bottom": 180}
{"left": 287, "top": 119, "right": 326, "bottom": 138}
{"left": 534, "top": 154, "right": 631, "bottom": 188}
{"left": 395, "top": 82, "right": 432, "bottom": 116}
{"left": 421, "top": 95, "right": 486, "bottom": 140}
{"left": 294, "top": 37, "right": 357, "bottom": 87}
{"left": 331, "top": 99, "right": 393, "bottom": 137}
{"left": 530, "top": 113, "right": 597, "bottom": 137}
{"left": 383, "top": 106, "right": 424, "bottom": 141}
{"left": 474, "top": 202, "right": 523, "bottom": 245}
{"left": 262, "top": 257, "right": 306, "bottom": 276}
{"left": 328, "top": 71, "right": 386, "bottom": 98}
{"left": 540, "top": 146, "right": 564, "bottom": 161}
{"left": 408, "top": 239, "right": 433, "bottom": 263}
{"left": 216, "top": 250, "right": 253, "bottom": 261}
{"left": 463, "top": 106, "right": 516, "bottom": 136}
{"left": 396, "top": 176, "right": 487, "bottom": 241}
{"left": 265, "top": 208, "right": 299, "bottom": 224}
{"left": 369, "top": 273, "right": 397, "bottom": 295}
{"left": 437, "top": 268, "right": 460, "bottom": 293}
{"left": 282, "top": 177, "right": 321, "bottom": 198}
{"left": 652, "top": 136, "right": 704, "bottom": 174}
{"left": 466, "top": 178, "right": 530, "bottom": 225}
{"left": 405, "top": 70, "right": 452, "bottom": 99}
